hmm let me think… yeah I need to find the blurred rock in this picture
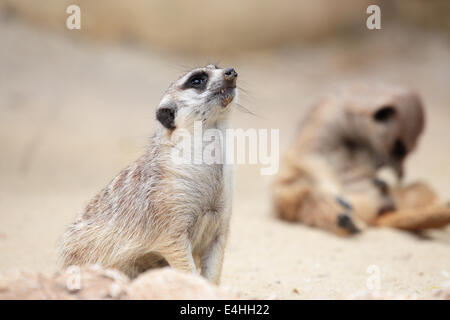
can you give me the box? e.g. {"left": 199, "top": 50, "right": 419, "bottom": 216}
{"left": 0, "top": 0, "right": 372, "bottom": 54}
{"left": 1, "top": 1, "right": 449, "bottom": 55}
{"left": 0, "top": 265, "right": 239, "bottom": 300}
{"left": 0, "top": 265, "right": 128, "bottom": 299}
{"left": 127, "top": 268, "right": 239, "bottom": 300}
{"left": 393, "top": 0, "right": 450, "bottom": 34}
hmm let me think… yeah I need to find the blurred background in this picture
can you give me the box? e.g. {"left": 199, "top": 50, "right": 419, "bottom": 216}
{"left": 0, "top": 0, "right": 449, "bottom": 299}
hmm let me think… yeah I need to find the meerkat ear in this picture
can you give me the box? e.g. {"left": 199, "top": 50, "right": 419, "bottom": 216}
{"left": 373, "top": 105, "right": 396, "bottom": 122}
{"left": 156, "top": 105, "right": 177, "bottom": 130}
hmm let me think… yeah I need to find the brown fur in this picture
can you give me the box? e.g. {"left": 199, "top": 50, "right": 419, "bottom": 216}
{"left": 273, "top": 83, "right": 450, "bottom": 235}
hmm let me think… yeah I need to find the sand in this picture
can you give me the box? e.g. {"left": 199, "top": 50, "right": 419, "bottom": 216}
{"left": 0, "top": 19, "right": 449, "bottom": 299}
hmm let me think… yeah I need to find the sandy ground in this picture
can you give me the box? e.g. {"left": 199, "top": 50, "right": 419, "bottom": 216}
{"left": 0, "top": 19, "right": 450, "bottom": 299}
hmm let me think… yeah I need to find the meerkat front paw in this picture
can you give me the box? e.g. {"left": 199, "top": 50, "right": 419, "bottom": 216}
{"left": 378, "top": 197, "right": 396, "bottom": 216}
{"left": 372, "top": 178, "right": 397, "bottom": 215}
{"left": 336, "top": 196, "right": 360, "bottom": 235}
{"left": 337, "top": 213, "right": 360, "bottom": 234}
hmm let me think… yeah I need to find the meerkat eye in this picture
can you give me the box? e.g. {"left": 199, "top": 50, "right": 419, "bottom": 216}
{"left": 373, "top": 105, "right": 396, "bottom": 122}
{"left": 184, "top": 72, "right": 208, "bottom": 90}
{"left": 192, "top": 78, "right": 202, "bottom": 86}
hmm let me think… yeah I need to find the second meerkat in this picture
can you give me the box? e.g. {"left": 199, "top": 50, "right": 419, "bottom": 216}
{"left": 59, "top": 65, "right": 238, "bottom": 283}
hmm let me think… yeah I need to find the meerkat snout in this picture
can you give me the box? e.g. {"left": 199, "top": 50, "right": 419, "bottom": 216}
{"left": 59, "top": 65, "right": 237, "bottom": 284}
{"left": 221, "top": 67, "right": 238, "bottom": 106}
{"left": 223, "top": 67, "right": 238, "bottom": 81}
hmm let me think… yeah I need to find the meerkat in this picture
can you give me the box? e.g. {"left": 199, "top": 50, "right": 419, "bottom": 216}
{"left": 58, "top": 65, "right": 238, "bottom": 283}
{"left": 273, "top": 83, "right": 450, "bottom": 235}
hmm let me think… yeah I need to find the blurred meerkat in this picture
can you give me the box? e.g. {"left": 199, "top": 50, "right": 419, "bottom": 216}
{"left": 273, "top": 83, "right": 450, "bottom": 235}
{"left": 59, "top": 65, "right": 238, "bottom": 283}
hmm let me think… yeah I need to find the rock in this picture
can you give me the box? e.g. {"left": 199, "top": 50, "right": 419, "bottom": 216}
{"left": 0, "top": 0, "right": 372, "bottom": 54}
{"left": 126, "top": 268, "right": 239, "bottom": 300}
{"left": 0, "top": 265, "right": 239, "bottom": 300}
{"left": 0, "top": 265, "right": 128, "bottom": 300}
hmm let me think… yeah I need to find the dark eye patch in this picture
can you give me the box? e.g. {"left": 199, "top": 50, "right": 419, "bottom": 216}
{"left": 373, "top": 105, "right": 396, "bottom": 122}
{"left": 391, "top": 139, "right": 407, "bottom": 160}
{"left": 183, "top": 72, "right": 208, "bottom": 91}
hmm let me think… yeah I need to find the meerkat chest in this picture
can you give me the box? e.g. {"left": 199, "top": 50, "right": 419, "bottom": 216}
{"left": 178, "top": 162, "right": 232, "bottom": 214}
{"left": 170, "top": 123, "right": 233, "bottom": 214}
{"left": 179, "top": 162, "right": 233, "bottom": 250}
{"left": 167, "top": 122, "right": 233, "bottom": 247}
{"left": 327, "top": 145, "right": 377, "bottom": 183}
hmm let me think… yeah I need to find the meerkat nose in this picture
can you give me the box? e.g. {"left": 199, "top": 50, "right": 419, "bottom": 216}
{"left": 223, "top": 67, "right": 238, "bottom": 80}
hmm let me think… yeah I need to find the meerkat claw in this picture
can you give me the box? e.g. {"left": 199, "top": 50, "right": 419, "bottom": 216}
{"left": 337, "top": 214, "right": 360, "bottom": 234}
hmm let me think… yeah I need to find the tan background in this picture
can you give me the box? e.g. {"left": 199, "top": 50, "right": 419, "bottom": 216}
{"left": 0, "top": 1, "right": 449, "bottom": 298}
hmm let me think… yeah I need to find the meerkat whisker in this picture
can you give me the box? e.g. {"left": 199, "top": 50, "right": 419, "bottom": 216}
{"left": 234, "top": 102, "right": 264, "bottom": 119}
{"left": 237, "top": 86, "right": 251, "bottom": 94}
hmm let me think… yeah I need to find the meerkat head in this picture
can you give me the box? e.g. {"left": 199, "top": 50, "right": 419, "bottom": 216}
{"left": 339, "top": 83, "right": 425, "bottom": 179}
{"left": 156, "top": 64, "right": 238, "bottom": 131}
